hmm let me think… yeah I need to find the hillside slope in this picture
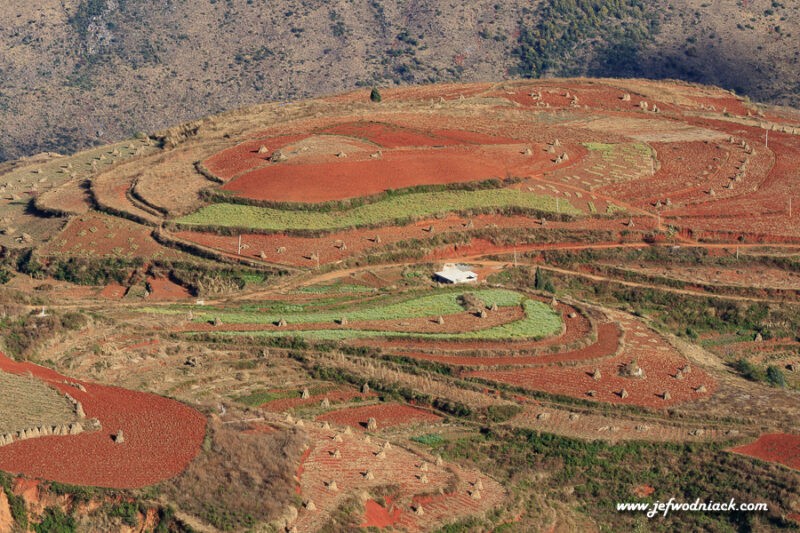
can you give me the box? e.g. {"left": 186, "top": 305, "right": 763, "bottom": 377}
{"left": 0, "top": 0, "right": 798, "bottom": 161}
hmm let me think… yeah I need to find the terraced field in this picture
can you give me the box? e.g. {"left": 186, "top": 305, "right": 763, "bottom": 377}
{"left": 0, "top": 371, "right": 78, "bottom": 435}
{"left": 163, "top": 288, "right": 563, "bottom": 341}
{"left": 175, "top": 188, "right": 581, "bottom": 232}
{"left": 547, "top": 141, "right": 656, "bottom": 190}
{"left": 4, "top": 78, "right": 800, "bottom": 532}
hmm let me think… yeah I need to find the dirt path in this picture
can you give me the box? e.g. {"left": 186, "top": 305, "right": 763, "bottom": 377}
{"left": 241, "top": 240, "right": 800, "bottom": 303}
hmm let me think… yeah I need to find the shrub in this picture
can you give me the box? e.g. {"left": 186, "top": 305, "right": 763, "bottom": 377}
{"left": 33, "top": 507, "right": 75, "bottom": 533}
{"left": 766, "top": 365, "right": 786, "bottom": 388}
{"left": 370, "top": 87, "right": 382, "bottom": 102}
{"left": 735, "top": 358, "right": 762, "bottom": 382}
{"left": 107, "top": 502, "right": 141, "bottom": 527}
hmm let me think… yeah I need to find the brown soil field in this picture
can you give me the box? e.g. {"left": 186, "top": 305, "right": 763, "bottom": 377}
{"left": 318, "top": 121, "right": 522, "bottom": 148}
{"left": 35, "top": 180, "right": 91, "bottom": 215}
{"left": 508, "top": 405, "right": 726, "bottom": 443}
{"left": 316, "top": 403, "right": 443, "bottom": 430}
{"left": 260, "top": 388, "right": 375, "bottom": 412}
{"left": 603, "top": 263, "right": 800, "bottom": 291}
{"left": 293, "top": 421, "right": 504, "bottom": 532}
{"left": 171, "top": 212, "right": 641, "bottom": 269}
{"left": 42, "top": 212, "right": 184, "bottom": 260}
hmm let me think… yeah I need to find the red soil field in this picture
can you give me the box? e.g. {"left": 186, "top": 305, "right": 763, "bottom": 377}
{"left": 392, "top": 321, "right": 618, "bottom": 368}
{"left": 202, "top": 134, "right": 307, "bottom": 180}
{"left": 661, "top": 125, "right": 800, "bottom": 239}
{"left": 686, "top": 95, "right": 750, "bottom": 116}
{"left": 220, "top": 143, "right": 551, "bottom": 203}
{"left": 467, "top": 313, "right": 716, "bottom": 408}
{"left": 320, "top": 121, "right": 462, "bottom": 148}
{"left": 100, "top": 282, "right": 126, "bottom": 299}
{"left": 316, "top": 403, "right": 442, "bottom": 430}
{"left": 319, "top": 121, "right": 522, "bottom": 148}
{"left": 730, "top": 434, "right": 800, "bottom": 471}
{"left": 361, "top": 497, "right": 402, "bottom": 528}
{"left": 146, "top": 276, "right": 192, "bottom": 300}
{"left": 0, "top": 352, "right": 206, "bottom": 489}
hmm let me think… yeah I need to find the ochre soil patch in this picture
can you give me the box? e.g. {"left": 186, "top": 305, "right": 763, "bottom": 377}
{"left": 36, "top": 181, "right": 91, "bottom": 215}
{"left": 730, "top": 434, "right": 800, "bottom": 471}
{"left": 467, "top": 312, "right": 715, "bottom": 407}
{"left": 316, "top": 403, "right": 442, "bottom": 430}
{"left": 0, "top": 352, "right": 206, "bottom": 489}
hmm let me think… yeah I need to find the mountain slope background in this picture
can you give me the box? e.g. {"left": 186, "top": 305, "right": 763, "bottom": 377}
{"left": 1, "top": 0, "right": 798, "bottom": 161}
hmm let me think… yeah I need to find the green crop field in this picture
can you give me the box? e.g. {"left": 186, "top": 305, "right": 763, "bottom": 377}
{"left": 175, "top": 189, "right": 580, "bottom": 231}
{"left": 191, "top": 296, "right": 562, "bottom": 342}
{"left": 157, "top": 288, "right": 527, "bottom": 326}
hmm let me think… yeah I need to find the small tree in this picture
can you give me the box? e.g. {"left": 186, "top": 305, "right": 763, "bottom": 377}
{"left": 370, "top": 87, "right": 382, "bottom": 103}
{"left": 767, "top": 365, "right": 787, "bottom": 388}
{"left": 735, "top": 358, "right": 761, "bottom": 382}
{"left": 534, "top": 267, "right": 555, "bottom": 293}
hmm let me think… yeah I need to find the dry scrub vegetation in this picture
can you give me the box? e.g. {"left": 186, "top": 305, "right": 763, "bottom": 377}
{"left": 166, "top": 417, "right": 305, "bottom": 531}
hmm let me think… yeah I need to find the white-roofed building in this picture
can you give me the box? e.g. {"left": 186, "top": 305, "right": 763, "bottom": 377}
{"left": 434, "top": 264, "right": 478, "bottom": 284}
